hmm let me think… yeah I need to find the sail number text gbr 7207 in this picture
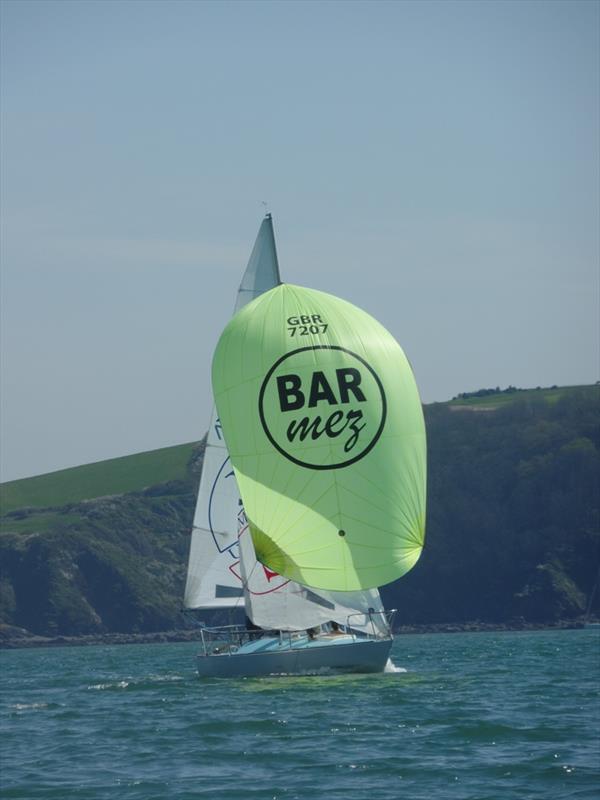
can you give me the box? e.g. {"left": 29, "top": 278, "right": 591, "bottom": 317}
{"left": 287, "top": 314, "right": 328, "bottom": 336}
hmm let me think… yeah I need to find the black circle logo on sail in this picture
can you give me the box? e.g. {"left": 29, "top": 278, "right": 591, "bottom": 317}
{"left": 258, "top": 345, "right": 387, "bottom": 470}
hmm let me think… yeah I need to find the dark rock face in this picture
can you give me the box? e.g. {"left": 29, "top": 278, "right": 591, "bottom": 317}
{"left": 0, "top": 472, "right": 199, "bottom": 637}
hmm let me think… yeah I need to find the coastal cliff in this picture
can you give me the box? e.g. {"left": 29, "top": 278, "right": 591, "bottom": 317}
{"left": 1, "top": 386, "right": 598, "bottom": 642}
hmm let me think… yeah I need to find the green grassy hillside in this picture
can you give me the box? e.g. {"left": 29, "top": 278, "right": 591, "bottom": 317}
{"left": 0, "top": 442, "right": 198, "bottom": 514}
{"left": 447, "top": 383, "right": 599, "bottom": 409}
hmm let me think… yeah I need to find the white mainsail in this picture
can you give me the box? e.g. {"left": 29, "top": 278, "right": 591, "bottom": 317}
{"left": 183, "top": 216, "right": 281, "bottom": 608}
{"left": 184, "top": 215, "right": 388, "bottom": 636}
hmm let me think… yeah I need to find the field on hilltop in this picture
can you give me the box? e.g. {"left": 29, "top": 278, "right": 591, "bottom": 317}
{"left": 0, "top": 443, "right": 198, "bottom": 515}
{"left": 447, "top": 383, "right": 598, "bottom": 409}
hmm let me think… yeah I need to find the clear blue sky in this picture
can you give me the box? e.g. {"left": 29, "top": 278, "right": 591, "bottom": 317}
{"left": 1, "top": 0, "right": 598, "bottom": 481}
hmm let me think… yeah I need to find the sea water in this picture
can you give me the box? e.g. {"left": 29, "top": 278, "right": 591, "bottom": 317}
{"left": 1, "top": 628, "right": 598, "bottom": 799}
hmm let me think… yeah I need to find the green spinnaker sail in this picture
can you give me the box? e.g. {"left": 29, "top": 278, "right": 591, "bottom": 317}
{"left": 212, "top": 283, "right": 426, "bottom": 592}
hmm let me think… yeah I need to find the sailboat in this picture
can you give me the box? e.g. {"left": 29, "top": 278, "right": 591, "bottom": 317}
{"left": 183, "top": 215, "right": 426, "bottom": 677}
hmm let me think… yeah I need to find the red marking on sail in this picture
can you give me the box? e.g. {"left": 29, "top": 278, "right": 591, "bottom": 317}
{"left": 262, "top": 565, "right": 280, "bottom": 582}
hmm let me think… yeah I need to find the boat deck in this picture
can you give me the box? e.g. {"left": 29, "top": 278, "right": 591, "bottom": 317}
{"left": 234, "top": 632, "right": 355, "bottom": 654}
{"left": 196, "top": 628, "right": 392, "bottom": 677}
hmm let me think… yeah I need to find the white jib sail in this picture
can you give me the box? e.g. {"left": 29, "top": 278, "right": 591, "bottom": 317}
{"left": 237, "top": 522, "right": 387, "bottom": 634}
{"left": 183, "top": 216, "right": 281, "bottom": 609}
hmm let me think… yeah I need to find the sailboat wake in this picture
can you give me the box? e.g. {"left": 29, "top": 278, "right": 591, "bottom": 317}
{"left": 384, "top": 658, "right": 407, "bottom": 674}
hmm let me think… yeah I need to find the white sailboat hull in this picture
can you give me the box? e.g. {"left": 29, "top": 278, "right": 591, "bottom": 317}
{"left": 196, "top": 636, "right": 393, "bottom": 678}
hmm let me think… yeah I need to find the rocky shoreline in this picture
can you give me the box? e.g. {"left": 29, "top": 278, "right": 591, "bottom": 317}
{"left": 0, "top": 619, "right": 587, "bottom": 650}
{"left": 0, "top": 625, "right": 208, "bottom": 650}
